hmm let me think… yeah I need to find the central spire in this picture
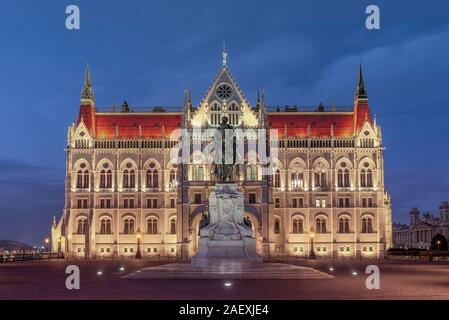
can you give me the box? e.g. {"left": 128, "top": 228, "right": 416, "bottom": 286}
{"left": 222, "top": 42, "right": 228, "bottom": 66}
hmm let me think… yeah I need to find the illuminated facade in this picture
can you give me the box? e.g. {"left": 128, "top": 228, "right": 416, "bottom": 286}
{"left": 51, "top": 54, "right": 392, "bottom": 259}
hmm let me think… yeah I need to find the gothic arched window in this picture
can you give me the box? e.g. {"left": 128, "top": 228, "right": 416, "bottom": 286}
{"left": 83, "top": 170, "right": 89, "bottom": 188}
{"left": 361, "top": 169, "right": 366, "bottom": 187}
{"left": 146, "top": 162, "right": 159, "bottom": 188}
{"left": 100, "top": 170, "right": 106, "bottom": 188}
{"left": 338, "top": 168, "right": 350, "bottom": 187}
{"left": 316, "top": 217, "right": 327, "bottom": 233}
{"left": 170, "top": 218, "right": 176, "bottom": 234}
{"left": 362, "top": 217, "right": 374, "bottom": 233}
{"left": 169, "top": 167, "right": 177, "bottom": 188}
{"left": 291, "top": 171, "right": 304, "bottom": 188}
{"left": 366, "top": 169, "right": 373, "bottom": 187}
{"left": 274, "top": 218, "right": 281, "bottom": 234}
{"left": 338, "top": 217, "right": 351, "bottom": 233}
{"left": 192, "top": 165, "right": 204, "bottom": 181}
{"left": 77, "top": 170, "right": 83, "bottom": 188}
{"left": 246, "top": 165, "right": 257, "bottom": 181}
{"left": 123, "top": 163, "right": 136, "bottom": 189}
{"left": 100, "top": 218, "right": 112, "bottom": 235}
{"left": 99, "top": 162, "right": 113, "bottom": 189}
{"left": 76, "top": 163, "right": 90, "bottom": 189}
{"left": 360, "top": 161, "right": 374, "bottom": 188}
{"left": 209, "top": 102, "right": 222, "bottom": 126}
{"left": 123, "top": 218, "right": 135, "bottom": 234}
{"left": 290, "top": 162, "right": 305, "bottom": 188}
{"left": 292, "top": 216, "right": 303, "bottom": 234}
{"left": 313, "top": 161, "right": 328, "bottom": 188}
{"left": 273, "top": 169, "right": 281, "bottom": 188}
{"left": 147, "top": 218, "right": 158, "bottom": 234}
{"left": 314, "top": 172, "right": 327, "bottom": 188}
{"left": 100, "top": 170, "right": 112, "bottom": 188}
{"left": 76, "top": 218, "right": 87, "bottom": 235}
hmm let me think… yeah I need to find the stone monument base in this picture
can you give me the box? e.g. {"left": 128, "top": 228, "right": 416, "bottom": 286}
{"left": 192, "top": 183, "right": 261, "bottom": 266}
{"left": 192, "top": 237, "right": 262, "bottom": 267}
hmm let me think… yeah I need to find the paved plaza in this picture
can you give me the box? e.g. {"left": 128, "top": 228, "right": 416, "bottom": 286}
{"left": 0, "top": 259, "right": 448, "bottom": 299}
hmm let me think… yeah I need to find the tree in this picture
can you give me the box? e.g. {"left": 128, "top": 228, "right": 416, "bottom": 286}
{"left": 430, "top": 234, "right": 448, "bottom": 251}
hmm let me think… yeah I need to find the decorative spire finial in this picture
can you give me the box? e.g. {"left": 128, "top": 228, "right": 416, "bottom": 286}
{"left": 222, "top": 42, "right": 228, "bottom": 66}
{"left": 184, "top": 89, "right": 192, "bottom": 106}
{"left": 182, "top": 89, "right": 192, "bottom": 128}
{"left": 355, "top": 63, "right": 368, "bottom": 99}
{"left": 81, "top": 63, "right": 94, "bottom": 102}
{"left": 121, "top": 100, "right": 130, "bottom": 112}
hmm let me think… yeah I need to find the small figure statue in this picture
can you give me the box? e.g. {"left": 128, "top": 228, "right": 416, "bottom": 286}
{"left": 243, "top": 216, "right": 252, "bottom": 229}
{"left": 198, "top": 213, "right": 210, "bottom": 236}
{"left": 213, "top": 116, "right": 236, "bottom": 182}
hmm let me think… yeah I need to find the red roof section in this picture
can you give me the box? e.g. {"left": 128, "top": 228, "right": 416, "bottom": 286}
{"left": 353, "top": 101, "right": 371, "bottom": 131}
{"left": 77, "top": 104, "right": 96, "bottom": 134}
{"left": 94, "top": 113, "right": 182, "bottom": 138}
{"left": 77, "top": 105, "right": 371, "bottom": 138}
{"left": 267, "top": 112, "right": 357, "bottom": 137}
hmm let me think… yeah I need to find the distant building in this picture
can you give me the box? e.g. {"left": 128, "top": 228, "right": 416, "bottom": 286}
{"left": 393, "top": 202, "right": 449, "bottom": 249}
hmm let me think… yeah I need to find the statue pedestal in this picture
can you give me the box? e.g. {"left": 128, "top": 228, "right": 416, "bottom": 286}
{"left": 192, "top": 183, "right": 261, "bottom": 267}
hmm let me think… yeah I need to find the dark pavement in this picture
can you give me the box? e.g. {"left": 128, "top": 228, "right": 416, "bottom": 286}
{"left": 0, "top": 259, "right": 448, "bottom": 300}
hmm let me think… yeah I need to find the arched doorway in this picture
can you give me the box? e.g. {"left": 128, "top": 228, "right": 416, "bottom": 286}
{"left": 189, "top": 205, "right": 208, "bottom": 257}
{"left": 243, "top": 212, "right": 262, "bottom": 255}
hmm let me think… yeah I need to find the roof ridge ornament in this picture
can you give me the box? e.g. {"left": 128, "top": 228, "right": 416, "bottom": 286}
{"left": 222, "top": 42, "right": 228, "bottom": 66}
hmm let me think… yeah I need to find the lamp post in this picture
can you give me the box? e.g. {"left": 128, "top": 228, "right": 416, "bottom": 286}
{"left": 135, "top": 228, "right": 142, "bottom": 259}
{"left": 57, "top": 237, "right": 61, "bottom": 257}
{"left": 437, "top": 240, "right": 441, "bottom": 250}
{"left": 309, "top": 228, "right": 316, "bottom": 259}
{"left": 44, "top": 238, "right": 50, "bottom": 252}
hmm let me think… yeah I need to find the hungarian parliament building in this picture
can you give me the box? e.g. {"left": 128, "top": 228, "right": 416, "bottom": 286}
{"left": 51, "top": 53, "right": 393, "bottom": 259}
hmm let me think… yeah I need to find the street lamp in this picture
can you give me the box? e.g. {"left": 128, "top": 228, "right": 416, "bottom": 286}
{"left": 309, "top": 228, "right": 316, "bottom": 259}
{"left": 437, "top": 240, "right": 441, "bottom": 250}
{"left": 44, "top": 238, "right": 50, "bottom": 252}
{"left": 57, "top": 237, "right": 61, "bottom": 257}
{"left": 135, "top": 228, "right": 142, "bottom": 259}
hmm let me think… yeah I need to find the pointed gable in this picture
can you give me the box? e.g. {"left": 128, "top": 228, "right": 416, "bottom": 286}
{"left": 200, "top": 65, "right": 249, "bottom": 106}
{"left": 191, "top": 65, "right": 259, "bottom": 128}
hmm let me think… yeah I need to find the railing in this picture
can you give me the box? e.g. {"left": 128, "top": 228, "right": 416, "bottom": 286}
{"left": 0, "top": 252, "right": 62, "bottom": 263}
{"left": 96, "top": 106, "right": 183, "bottom": 113}
{"left": 267, "top": 105, "right": 353, "bottom": 112}
{"left": 95, "top": 105, "right": 354, "bottom": 113}
{"left": 66, "top": 253, "right": 189, "bottom": 261}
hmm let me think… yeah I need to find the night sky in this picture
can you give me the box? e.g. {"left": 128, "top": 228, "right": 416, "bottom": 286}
{"left": 0, "top": 0, "right": 448, "bottom": 245}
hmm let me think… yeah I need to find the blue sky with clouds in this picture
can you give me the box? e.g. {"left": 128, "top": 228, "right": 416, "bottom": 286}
{"left": 0, "top": 0, "right": 448, "bottom": 245}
